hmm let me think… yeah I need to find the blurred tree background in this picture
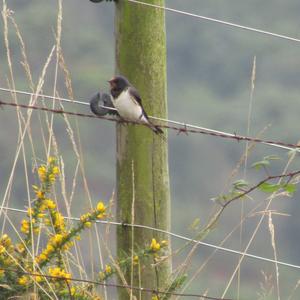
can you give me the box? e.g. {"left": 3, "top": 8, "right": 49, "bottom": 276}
{"left": 1, "top": 0, "right": 300, "bottom": 298}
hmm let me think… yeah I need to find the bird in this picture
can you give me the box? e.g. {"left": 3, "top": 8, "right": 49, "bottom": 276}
{"left": 108, "top": 75, "right": 163, "bottom": 135}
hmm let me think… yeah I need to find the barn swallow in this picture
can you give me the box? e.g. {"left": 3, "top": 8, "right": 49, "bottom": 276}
{"left": 108, "top": 75, "right": 163, "bottom": 135}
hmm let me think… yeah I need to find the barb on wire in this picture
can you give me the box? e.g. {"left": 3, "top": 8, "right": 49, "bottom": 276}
{"left": 2, "top": 205, "right": 300, "bottom": 271}
{"left": 0, "top": 267, "right": 231, "bottom": 300}
{"left": 127, "top": 0, "right": 300, "bottom": 44}
{"left": 0, "top": 87, "right": 299, "bottom": 152}
{"left": 0, "top": 96, "right": 300, "bottom": 152}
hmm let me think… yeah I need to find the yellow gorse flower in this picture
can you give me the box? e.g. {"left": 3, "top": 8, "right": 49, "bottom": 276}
{"left": 84, "top": 221, "right": 92, "bottom": 228}
{"left": 38, "top": 165, "right": 47, "bottom": 182}
{"left": 0, "top": 245, "right": 5, "bottom": 255}
{"left": 80, "top": 212, "right": 91, "bottom": 222}
{"left": 21, "top": 219, "right": 31, "bottom": 234}
{"left": 96, "top": 201, "right": 106, "bottom": 213}
{"left": 35, "top": 252, "right": 47, "bottom": 264}
{"left": 96, "top": 201, "right": 106, "bottom": 219}
{"left": 48, "top": 267, "right": 60, "bottom": 276}
{"left": 48, "top": 174, "right": 56, "bottom": 183}
{"left": 48, "top": 156, "right": 56, "bottom": 164}
{"left": 18, "top": 275, "right": 29, "bottom": 285}
{"left": 27, "top": 208, "right": 34, "bottom": 217}
{"left": 37, "top": 158, "right": 60, "bottom": 186}
{"left": 1, "top": 234, "right": 11, "bottom": 247}
{"left": 53, "top": 212, "right": 65, "bottom": 230}
{"left": 16, "top": 243, "right": 25, "bottom": 254}
{"left": 133, "top": 255, "right": 139, "bottom": 265}
{"left": 70, "top": 286, "right": 76, "bottom": 295}
{"left": 37, "top": 198, "right": 56, "bottom": 212}
{"left": 51, "top": 233, "right": 64, "bottom": 246}
{"left": 105, "top": 264, "right": 112, "bottom": 274}
{"left": 48, "top": 267, "right": 71, "bottom": 283}
{"left": 52, "top": 166, "right": 60, "bottom": 175}
{"left": 46, "top": 244, "right": 55, "bottom": 253}
{"left": 35, "top": 190, "right": 45, "bottom": 199}
{"left": 98, "top": 264, "right": 113, "bottom": 281}
{"left": 44, "top": 199, "right": 56, "bottom": 209}
{"left": 150, "top": 238, "right": 161, "bottom": 252}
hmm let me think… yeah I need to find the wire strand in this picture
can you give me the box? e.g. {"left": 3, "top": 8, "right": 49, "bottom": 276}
{"left": 0, "top": 266, "right": 231, "bottom": 300}
{"left": 0, "top": 87, "right": 300, "bottom": 152}
{"left": 127, "top": 0, "right": 300, "bottom": 44}
{"left": 2, "top": 206, "right": 300, "bottom": 271}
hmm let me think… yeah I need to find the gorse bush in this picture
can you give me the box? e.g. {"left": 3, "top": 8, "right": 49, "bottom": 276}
{"left": 0, "top": 157, "right": 170, "bottom": 299}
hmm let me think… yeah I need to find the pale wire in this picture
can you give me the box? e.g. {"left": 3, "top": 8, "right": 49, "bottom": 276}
{"left": 127, "top": 0, "right": 300, "bottom": 44}
{"left": 2, "top": 206, "right": 300, "bottom": 271}
{"left": 1, "top": 1, "right": 300, "bottom": 295}
{"left": 2, "top": 86, "right": 300, "bottom": 269}
{"left": 0, "top": 87, "right": 298, "bottom": 152}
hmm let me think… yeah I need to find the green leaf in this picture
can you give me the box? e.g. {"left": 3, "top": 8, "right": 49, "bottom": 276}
{"left": 233, "top": 179, "right": 249, "bottom": 189}
{"left": 251, "top": 160, "right": 270, "bottom": 170}
{"left": 259, "top": 182, "right": 281, "bottom": 193}
{"left": 189, "top": 218, "right": 201, "bottom": 230}
{"left": 283, "top": 183, "right": 297, "bottom": 194}
{"left": 264, "top": 155, "right": 280, "bottom": 161}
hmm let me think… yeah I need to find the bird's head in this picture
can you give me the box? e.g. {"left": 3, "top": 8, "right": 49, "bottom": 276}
{"left": 108, "top": 75, "right": 130, "bottom": 90}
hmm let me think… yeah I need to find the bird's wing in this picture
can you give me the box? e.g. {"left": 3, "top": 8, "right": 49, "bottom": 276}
{"left": 128, "top": 86, "right": 143, "bottom": 106}
{"left": 128, "top": 86, "right": 150, "bottom": 120}
{"left": 128, "top": 87, "right": 163, "bottom": 135}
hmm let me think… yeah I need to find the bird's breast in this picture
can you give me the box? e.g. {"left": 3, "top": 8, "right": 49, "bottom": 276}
{"left": 112, "top": 90, "right": 144, "bottom": 122}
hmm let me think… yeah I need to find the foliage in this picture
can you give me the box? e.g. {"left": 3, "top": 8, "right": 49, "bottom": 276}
{"left": 212, "top": 154, "right": 298, "bottom": 208}
{"left": 0, "top": 158, "right": 175, "bottom": 299}
{"left": 2, "top": 1, "right": 300, "bottom": 298}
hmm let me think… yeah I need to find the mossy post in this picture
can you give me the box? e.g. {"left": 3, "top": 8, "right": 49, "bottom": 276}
{"left": 114, "top": 0, "right": 171, "bottom": 299}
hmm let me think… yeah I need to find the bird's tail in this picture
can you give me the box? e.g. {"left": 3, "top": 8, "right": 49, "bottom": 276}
{"left": 141, "top": 114, "right": 164, "bottom": 135}
{"left": 141, "top": 114, "right": 166, "bottom": 140}
{"left": 147, "top": 120, "right": 163, "bottom": 135}
{"left": 153, "top": 125, "right": 164, "bottom": 135}
{"left": 148, "top": 122, "right": 167, "bottom": 142}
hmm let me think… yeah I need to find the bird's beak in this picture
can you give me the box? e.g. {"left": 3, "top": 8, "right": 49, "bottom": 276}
{"left": 108, "top": 79, "right": 114, "bottom": 87}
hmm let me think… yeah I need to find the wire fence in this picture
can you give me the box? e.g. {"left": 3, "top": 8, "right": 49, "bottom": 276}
{"left": 1, "top": 88, "right": 300, "bottom": 152}
{"left": 2, "top": 205, "right": 300, "bottom": 271}
{"left": 128, "top": 0, "right": 300, "bottom": 44}
{"left": 0, "top": 266, "right": 232, "bottom": 300}
{"left": 2, "top": 1, "right": 300, "bottom": 299}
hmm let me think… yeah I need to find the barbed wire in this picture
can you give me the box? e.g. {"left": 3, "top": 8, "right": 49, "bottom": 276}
{"left": 2, "top": 205, "right": 300, "bottom": 271}
{"left": 0, "top": 90, "right": 300, "bottom": 152}
{"left": 1, "top": 3, "right": 298, "bottom": 299}
{"left": 127, "top": 0, "right": 300, "bottom": 44}
{"left": 0, "top": 266, "right": 231, "bottom": 300}
{"left": 0, "top": 87, "right": 89, "bottom": 108}
{"left": 1, "top": 87, "right": 299, "bottom": 152}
